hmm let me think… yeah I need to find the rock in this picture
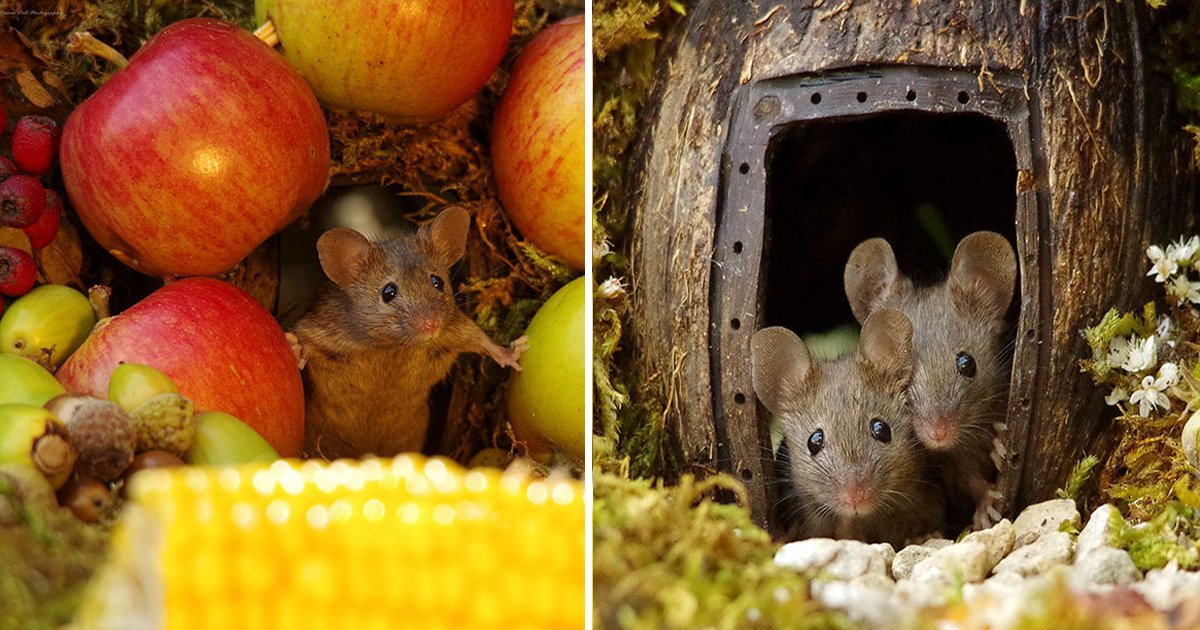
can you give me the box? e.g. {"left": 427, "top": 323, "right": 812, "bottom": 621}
{"left": 910, "top": 541, "right": 990, "bottom": 586}
{"left": 961, "top": 518, "right": 1014, "bottom": 570}
{"left": 961, "top": 570, "right": 1026, "bottom": 604}
{"left": 1012, "top": 499, "right": 1080, "bottom": 548}
{"left": 774, "top": 538, "right": 891, "bottom": 580}
{"left": 892, "top": 577, "right": 953, "bottom": 610}
{"left": 872, "top": 542, "right": 897, "bottom": 570}
{"left": 922, "top": 538, "right": 954, "bottom": 550}
{"left": 891, "top": 544, "right": 937, "bottom": 580}
{"left": 1075, "top": 504, "right": 1124, "bottom": 562}
{"left": 812, "top": 573, "right": 897, "bottom": 628}
{"left": 1133, "top": 562, "right": 1200, "bottom": 613}
{"left": 1073, "top": 546, "right": 1141, "bottom": 586}
{"left": 993, "top": 531, "right": 1073, "bottom": 577}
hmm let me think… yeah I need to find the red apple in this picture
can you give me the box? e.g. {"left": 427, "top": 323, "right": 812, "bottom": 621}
{"left": 60, "top": 18, "right": 330, "bottom": 278}
{"left": 255, "top": 0, "right": 513, "bottom": 122}
{"left": 491, "top": 16, "right": 585, "bottom": 271}
{"left": 56, "top": 278, "right": 304, "bottom": 457}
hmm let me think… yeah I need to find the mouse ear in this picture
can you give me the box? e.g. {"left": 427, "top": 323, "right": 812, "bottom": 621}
{"left": 948, "top": 232, "right": 1017, "bottom": 320}
{"left": 423, "top": 206, "right": 471, "bottom": 267}
{"left": 856, "top": 308, "right": 914, "bottom": 395}
{"left": 751, "top": 326, "right": 819, "bottom": 415}
{"left": 844, "top": 238, "right": 912, "bottom": 324}
{"left": 317, "top": 228, "right": 373, "bottom": 288}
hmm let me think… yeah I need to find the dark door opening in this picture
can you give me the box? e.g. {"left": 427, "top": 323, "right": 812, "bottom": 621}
{"left": 761, "top": 111, "right": 1018, "bottom": 340}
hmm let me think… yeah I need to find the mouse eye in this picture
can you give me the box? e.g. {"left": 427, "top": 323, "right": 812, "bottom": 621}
{"left": 381, "top": 282, "right": 398, "bottom": 303}
{"left": 807, "top": 429, "right": 824, "bottom": 456}
{"left": 869, "top": 419, "right": 892, "bottom": 443}
{"left": 430, "top": 274, "right": 445, "bottom": 292}
{"left": 956, "top": 352, "right": 977, "bottom": 378}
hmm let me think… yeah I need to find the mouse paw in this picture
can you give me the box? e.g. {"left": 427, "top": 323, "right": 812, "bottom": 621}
{"left": 285, "top": 332, "right": 307, "bottom": 370}
{"left": 494, "top": 335, "right": 529, "bottom": 371}
{"left": 973, "top": 489, "right": 1004, "bottom": 530}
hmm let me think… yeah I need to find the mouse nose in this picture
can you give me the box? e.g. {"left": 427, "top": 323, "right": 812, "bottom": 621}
{"left": 917, "top": 411, "right": 957, "bottom": 450}
{"left": 838, "top": 479, "right": 874, "bottom": 515}
{"left": 413, "top": 313, "right": 442, "bottom": 339}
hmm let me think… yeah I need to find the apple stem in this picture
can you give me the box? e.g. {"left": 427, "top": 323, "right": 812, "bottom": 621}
{"left": 254, "top": 21, "right": 281, "bottom": 48}
{"left": 87, "top": 285, "right": 111, "bottom": 320}
{"left": 66, "top": 32, "right": 129, "bottom": 70}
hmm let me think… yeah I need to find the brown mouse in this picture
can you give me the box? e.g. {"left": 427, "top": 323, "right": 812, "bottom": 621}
{"left": 291, "top": 206, "right": 526, "bottom": 460}
{"left": 844, "top": 231, "right": 1016, "bottom": 528}
{"left": 752, "top": 308, "right": 944, "bottom": 547}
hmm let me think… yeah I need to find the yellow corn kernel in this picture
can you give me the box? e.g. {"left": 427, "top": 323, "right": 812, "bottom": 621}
{"left": 76, "top": 455, "right": 585, "bottom": 629}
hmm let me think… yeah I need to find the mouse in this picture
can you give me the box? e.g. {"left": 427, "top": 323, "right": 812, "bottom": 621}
{"left": 751, "top": 308, "right": 945, "bottom": 547}
{"left": 844, "top": 231, "right": 1016, "bottom": 528}
{"left": 291, "top": 206, "right": 527, "bottom": 460}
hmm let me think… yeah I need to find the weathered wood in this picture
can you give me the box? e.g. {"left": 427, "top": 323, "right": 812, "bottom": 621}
{"left": 223, "top": 236, "right": 281, "bottom": 314}
{"left": 627, "top": 0, "right": 1197, "bottom": 530}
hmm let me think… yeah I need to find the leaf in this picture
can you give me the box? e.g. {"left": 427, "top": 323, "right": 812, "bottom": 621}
{"left": 34, "top": 220, "right": 83, "bottom": 287}
{"left": 0, "top": 227, "right": 32, "bottom": 254}
{"left": 14, "top": 70, "right": 54, "bottom": 108}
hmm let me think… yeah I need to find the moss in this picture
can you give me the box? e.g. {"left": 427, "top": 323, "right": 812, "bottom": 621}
{"left": 0, "top": 481, "right": 111, "bottom": 630}
{"left": 1056, "top": 455, "right": 1100, "bottom": 502}
{"left": 592, "top": 0, "right": 687, "bottom": 480}
{"left": 1112, "top": 496, "right": 1200, "bottom": 571}
{"left": 593, "top": 471, "right": 852, "bottom": 630}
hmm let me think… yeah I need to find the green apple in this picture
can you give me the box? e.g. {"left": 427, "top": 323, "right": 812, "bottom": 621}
{"left": 507, "top": 276, "right": 586, "bottom": 463}
{"left": 0, "top": 284, "right": 97, "bottom": 370}
{"left": 185, "top": 411, "right": 279, "bottom": 466}
{"left": 0, "top": 354, "right": 65, "bottom": 406}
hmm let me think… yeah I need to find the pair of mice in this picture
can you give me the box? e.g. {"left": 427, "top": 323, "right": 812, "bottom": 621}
{"left": 752, "top": 232, "right": 1016, "bottom": 546}
{"left": 291, "top": 206, "right": 526, "bottom": 460}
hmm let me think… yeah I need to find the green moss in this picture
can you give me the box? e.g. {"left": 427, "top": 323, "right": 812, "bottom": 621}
{"left": 1056, "top": 455, "right": 1100, "bottom": 502}
{"left": 593, "top": 471, "right": 852, "bottom": 630}
{"left": 592, "top": 1, "right": 687, "bottom": 479}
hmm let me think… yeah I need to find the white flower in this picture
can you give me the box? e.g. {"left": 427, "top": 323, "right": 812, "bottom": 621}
{"left": 1121, "top": 335, "right": 1156, "bottom": 373}
{"left": 1105, "top": 387, "right": 1129, "bottom": 406}
{"left": 1167, "top": 274, "right": 1200, "bottom": 304}
{"left": 1106, "top": 336, "right": 1131, "bottom": 369}
{"left": 1129, "top": 376, "right": 1171, "bottom": 417}
{"left": 596, "top": 276, "right": 626, "bottom": 299}
{"left": 1157, "top": 362, "right": 1181, "bottom": 389}
{"left": 1128, "top": 362, "right": 1180, "bottom": 417}
{"left": 1157, "top": 316, "right": 1176, "bottom": 348}
{"left": 1147, "top": 245, "right": 1178, "bottom": 283}
{"left": 1168, "top": 235, "right": 1200, "bottom": 266}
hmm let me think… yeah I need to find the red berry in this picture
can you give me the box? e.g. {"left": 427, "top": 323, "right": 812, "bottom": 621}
{"left": 0, "top": 175, "right": 46, "bottom": 228}
{"left": 0, "top": 247, "right": 36, "bottom": 297}
{"left": 0, "top": 157, "right": 15, "bottom": 181}
{"left": 11, "top": 115, "right": 60, "bottom": 176}
{"left": 23, "top": 189, "right": 62, "bottom": 249}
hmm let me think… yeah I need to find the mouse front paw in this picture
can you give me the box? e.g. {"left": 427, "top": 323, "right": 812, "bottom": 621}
{"left": 285, "top": 332, "right": 307, "bottom": 370}
{"left": 494, "top": 335, "right": 529, "bottom": 371}
{"left": 973, "top": 488, "right": 1004, "bottom": 530}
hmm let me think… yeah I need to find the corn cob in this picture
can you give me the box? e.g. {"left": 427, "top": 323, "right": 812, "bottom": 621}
{"left": 76, "top": 455, "right": 585, "bottom": 629}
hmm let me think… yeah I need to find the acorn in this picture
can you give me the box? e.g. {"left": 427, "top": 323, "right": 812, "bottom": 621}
{"left": 0, "top": 284, "right": 98, "bottom": 370}
{"left": 58, "top": 476, "right": 114, "bottom": 524}
{"left": 0, "top": 403, "right": 76, "bottom": 489}
{"left": 128, "top": 394, "right": 195, "bottom": 457}
{"left": 185, "top": 411, "right": 276, "bottom": 466}
{"left": 45, "top": 395, "right": 135, "bottom": 483}
{"left": 108, "top": 363, "right": 195, "bottom": 456}
{"left": 108, "top": 363, "right": 178, "bottom": 411}
{"left": 120, "top": 450, "right": 185, "bottom": 499}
